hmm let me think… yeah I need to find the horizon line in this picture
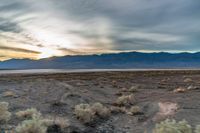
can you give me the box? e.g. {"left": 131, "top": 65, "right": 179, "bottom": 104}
{"left": 1, "top": 50, "right": 200, "bottom": 62}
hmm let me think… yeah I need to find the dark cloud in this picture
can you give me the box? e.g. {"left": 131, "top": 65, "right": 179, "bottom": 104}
{"left": 0, "top": 17, "right": 22, "bottom": 33}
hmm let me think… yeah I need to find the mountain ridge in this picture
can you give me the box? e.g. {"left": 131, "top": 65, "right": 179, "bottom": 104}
{"left": 1, "top": 52, "right": 200, "bottom": 69}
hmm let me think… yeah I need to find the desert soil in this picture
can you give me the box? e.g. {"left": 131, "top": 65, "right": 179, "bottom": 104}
{"left": 1, "top": 70, "right": 200, "bottom": 133}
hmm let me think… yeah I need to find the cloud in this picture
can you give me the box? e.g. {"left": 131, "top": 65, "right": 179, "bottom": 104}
{"left": 0, "top": 17, "right": 22, "bottom": 33}
{"left": 0, "top": 0, "right": 200, "bottom": 59}
{"left": 0, "top": 45, "right": 40, "bottom": 54}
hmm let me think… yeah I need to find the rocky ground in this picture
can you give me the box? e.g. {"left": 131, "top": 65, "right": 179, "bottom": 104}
{"left": 0, "top": 70, "right": 200, "bottom": 133}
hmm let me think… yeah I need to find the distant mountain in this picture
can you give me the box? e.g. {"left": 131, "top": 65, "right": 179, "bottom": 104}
{"left": 1, "top": 52, "right": 200, "bottom": 69}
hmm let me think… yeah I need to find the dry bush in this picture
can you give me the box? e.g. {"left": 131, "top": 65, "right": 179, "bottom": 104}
{"left": 187, "top": 85, "right": 198, "bottom": 90}
{"left": 128, "top": 106, "right": 141, "bottom": 115}
{"left": 3, "top": 91, "right": 16, "bottom": 97}
{"left": 173, "top": 87, "right": 187, "bottom": 93}
{"left": 16, "top": 115, "right": 47, "bottom": 133}
{"left": 112, "top": 80, "right": 118, "bottom": 88}
{"left": 128, "top": 85, "right": 140, "bottom": 92}
{"left": 91, "top": 103, "right": 110, "bottom": 118}
{"left": 75, "top": 103, "right": 111, "bottom": 123}
{"left": 184, "top": 78, "right": 193, "bottom": 83}
{"left": 121, "top": 88, "right": 128, "bottom": 92}
{"left": 74, "top": 104, "right": 95, "bottom": 123}
{"left": 0, "top": 102, "right": 11, "bottom": 123}
{"left": 116, "top": 94, "right": 135, "bottom": 106}
{"left": 16, "top": 108, "right": 41, "bottom": 119}
{"left": 42, "top": 116, "right": 69, "bottom": 130}
{"left": 110, "top": 106, "right": 126, "bottom": 114}
{"left": 153, "top": 119, "right": 192, "bottom": 133}
{"left": 195, "top": 125, "right": 200, "bottom": 133}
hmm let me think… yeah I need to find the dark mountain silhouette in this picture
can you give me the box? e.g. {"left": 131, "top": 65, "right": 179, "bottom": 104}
{"left": 1, "top": 52, "right": 200, "bottom": 69}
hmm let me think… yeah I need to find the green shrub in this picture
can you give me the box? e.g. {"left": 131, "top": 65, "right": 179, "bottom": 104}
{"left": 153, "top": 119, "right": 192, "bottom": 133}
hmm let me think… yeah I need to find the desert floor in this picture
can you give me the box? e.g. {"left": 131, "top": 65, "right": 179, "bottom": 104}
{"left": 1, "top": 70, "right": 200, "bottom": 133}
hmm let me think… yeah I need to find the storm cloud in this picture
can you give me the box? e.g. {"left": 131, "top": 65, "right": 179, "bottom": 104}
{"left": 0, "top": 0, "right": 200, "bottom": 60}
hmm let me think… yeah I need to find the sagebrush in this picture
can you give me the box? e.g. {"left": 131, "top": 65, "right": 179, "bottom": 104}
{"left": 16, "top": 108, "right": 41, "bottom": 119}
{"left": 16, "top": 114, "right": 47, "bottom": 133}
{"left": 0, "top": 102, "right": 11, "bottom": 123}
{"left": 153, "top": 119, "right": 192, "bottom": 133}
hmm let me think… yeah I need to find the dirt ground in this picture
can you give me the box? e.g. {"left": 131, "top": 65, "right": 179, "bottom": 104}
{"left": 1, "top": 70, "right": 200, "bottom": 133}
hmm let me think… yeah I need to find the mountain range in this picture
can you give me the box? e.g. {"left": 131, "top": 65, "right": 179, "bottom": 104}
{"left": 1, "top": 52, "right": 200, "bottom": 69}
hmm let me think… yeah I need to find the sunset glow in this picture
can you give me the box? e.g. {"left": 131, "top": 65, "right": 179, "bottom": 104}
{"left": 0, "top": 0, "right": 200, "bottom": 61}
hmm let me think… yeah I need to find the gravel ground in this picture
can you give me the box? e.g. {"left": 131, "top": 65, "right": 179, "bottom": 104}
{"left": 0, "top": 70, "right": 200, "bottom": 133}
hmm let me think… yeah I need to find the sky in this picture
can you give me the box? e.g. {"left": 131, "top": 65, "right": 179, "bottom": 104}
{"left": 0, "top": 0, "right": 200, "bottom": 61}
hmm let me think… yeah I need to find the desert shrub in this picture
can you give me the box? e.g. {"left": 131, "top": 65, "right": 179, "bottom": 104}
{"left": 16, "top": 108, "right": 41, "bottom": 119}
{"left": 91, "top": 103, "right": 110, "bottom": 118}
{"left": 195, "top": 125, "right": 200, "bottom": 133}
{"left": 0, "top": 102, "right": 11, "bottom": 123}
{"left": 16, "top": 114, "right": 47, "bottom": 133}
{"left": 75, "top": 103, "right": 111, "bottom": 123}
{"left": 129, "top": 106, "right": 141, "bottom": 115}
{"left": 74, "top": 104, "right": 95, "bottom": 123}
{"left": 42, "top": 116, "right": 69, "bottom": 130}
{"left": 110, "top": 106, "right": 126, "bottom": 114}
{"left": 153, "top": 119, "right": 192, "bottom": 133}
{"left": 116, "top": 94, "right": 135, "bottom": 106}
{"left": 184, "top": 78, "right": 192, "bottom": 83}
{"left": 129, "top": 85, "right": 140, "bottom": 92}
{"left": 173, "top": 87, "right": 186, "bottom": 93}
{"left": 3, "top": 91, "right": 16, "bottom": 97}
